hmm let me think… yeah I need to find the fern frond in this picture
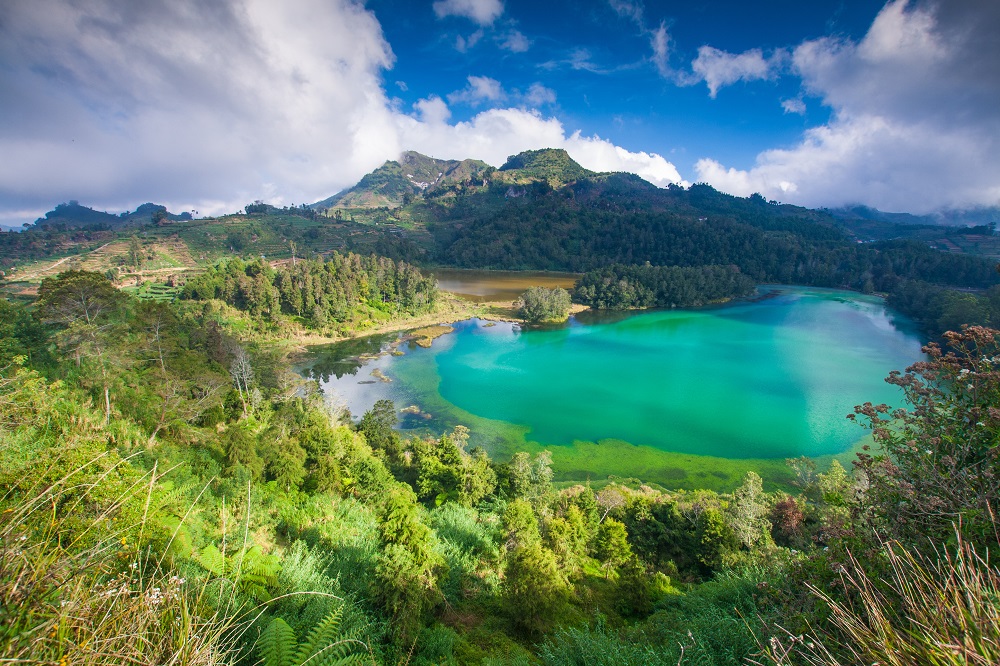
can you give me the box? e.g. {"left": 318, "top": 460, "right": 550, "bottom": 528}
{"left": 236, "top": 545, "right": 278, "bottom": 578}
{"left": 198, "top": 543, "right": 226, "bottom": 577}
{"left": 295, "top": 606, "right": 366, "bottom": 666}
{"left": 234, "top": 545, "right": 280, "bottom": 600}
{"left": 257, "top": 617, "right": 298, "bottom": 666}
{"left": 152, "top": 478, "right": 200, "bottom": 515}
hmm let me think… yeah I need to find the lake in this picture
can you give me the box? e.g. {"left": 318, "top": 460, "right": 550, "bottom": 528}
{"left": 298, "top": 286, "right": 924, "bottom": 490}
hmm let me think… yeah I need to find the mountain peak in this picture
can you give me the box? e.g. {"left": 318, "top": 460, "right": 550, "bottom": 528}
{"left": 314, "top": 151, "right": 491, "bottom": 209}
{"left": 498, "top": 148, "right": 593, "bottom": 182}
{"left": 311, "top": 147, "right": 601, "bottom": 211}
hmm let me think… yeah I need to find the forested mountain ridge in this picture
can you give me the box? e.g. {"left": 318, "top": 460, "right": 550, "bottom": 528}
{"left": 829, "top": 203, "right": 1000, "bottom": 230}
{"left": 314, "top": 149, "right": 999, "bottom": 264}
{"left": 5, "top": 148, "right": 1000, "bottom": 338}
{"left": 313, "top": 148, "right": 599, "bottom": 211}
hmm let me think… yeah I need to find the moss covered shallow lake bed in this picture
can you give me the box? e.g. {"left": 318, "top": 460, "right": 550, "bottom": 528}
{"left": 297, "top": 286, "right": 924, "bottom": 491}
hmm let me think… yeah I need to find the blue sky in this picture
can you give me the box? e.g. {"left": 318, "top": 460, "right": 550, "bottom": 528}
{"left": 0, "top": 0, "right": 998, "bottom": 224}
{"left": 374, "top": 0, "right": 881, "bottom": 173}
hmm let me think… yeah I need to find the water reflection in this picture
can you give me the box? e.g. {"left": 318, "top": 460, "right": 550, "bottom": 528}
{"left": 297, "top": 332, "right": 398, "bottom": 382}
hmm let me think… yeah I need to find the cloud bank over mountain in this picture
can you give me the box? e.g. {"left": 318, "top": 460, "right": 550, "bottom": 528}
{"left": 695, "top": 0, "right": 1000, "bottom": 213}
{"left": 0, "top": 0, "right": 681, "bottom": 222}
{"left": 0, "top": 0, "right": 996, "bottom": 222}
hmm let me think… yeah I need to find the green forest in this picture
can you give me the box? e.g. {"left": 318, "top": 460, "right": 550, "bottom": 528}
{"left": 180, "top": 253, "right": 438, "bottom": 332}
{"left": 417, "top": 183, "right": 1000, "bottom": 338}
{"left": 4, "top": 262, "right": 1000, "bottom": 665}
{"left": 6, "top": 170, "right": 1000, "bottom": 341}
{"left": 4, "top": 153, "right": 1000, "bottom": 664}
{"left": 574, "top": 265, "right": 756, "bottom": 309}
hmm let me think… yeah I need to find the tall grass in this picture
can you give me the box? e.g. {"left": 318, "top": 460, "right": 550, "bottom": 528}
{"left": 755, "top": 531, "right": 1000, "bottom": 665}
{"left": 0, "top": 367, "right": 382, "bottom": 666}
{"left": 0, "top": 462, "right": 232, "bottom": 665}
{"left": 0, "top": 365, "right": 230, "bottom": 663}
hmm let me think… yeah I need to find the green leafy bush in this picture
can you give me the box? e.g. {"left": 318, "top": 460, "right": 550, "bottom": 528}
{"left": 517, "top": 286, "right": 572, "bottom": 323}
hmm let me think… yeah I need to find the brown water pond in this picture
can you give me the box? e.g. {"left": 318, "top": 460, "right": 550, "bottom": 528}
{"left": 430, "top": 268, "right": 580, "bottom": 302}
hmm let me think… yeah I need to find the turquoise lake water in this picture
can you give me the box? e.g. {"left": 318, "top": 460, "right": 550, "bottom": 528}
{"left": 300, "top": 287, "right": 924, "bottom": 483}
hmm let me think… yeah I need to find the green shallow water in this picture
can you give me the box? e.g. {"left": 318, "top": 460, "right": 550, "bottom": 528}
{"left": 301, "top": 287, "right": 924, "bottom": 489}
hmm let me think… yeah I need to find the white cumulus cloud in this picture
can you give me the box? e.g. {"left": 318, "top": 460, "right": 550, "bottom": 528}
{"left": 696, "top": 0, "right": 1000, "bottom": 213}
{"left": 454, "top": 29, "right": 484, "bottom": 52}
{"left": 608, "top": 0, "right": 644, "bottom": 25}
{"left": 524, "top": 83, "right": 557, "bottom": 107}
{"left": 414, "top": 96, "right": 453, "bottom": 125}
{"left": 650, "top": 23, "right": 672, "bottom": 77}
{"left": 689, "top": 46, "right": 785, "bottom": 98}
{"left": 564, "top": 133, "right": 685, "bottom": 187}
{"left": 432, "top": 0, "right": 504, "bottom": 25}
{"left": 781, "top": 98, "right": 806, "bottom": 115}
{"left": 0, "top": 0, "right": 400, "bottom": 218}
{"left": 447, "top": 75, "right": 506, "bottom": 106}
{"left": 499, "top": 30, "right": 531, "bottom": 52}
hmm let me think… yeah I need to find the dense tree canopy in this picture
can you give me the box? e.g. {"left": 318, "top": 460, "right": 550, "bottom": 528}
{"left": 182, "top": 252, "right": 437, "bottom": 328}
{"left": 574, "top": 264, "right": 755, "bottom": 309}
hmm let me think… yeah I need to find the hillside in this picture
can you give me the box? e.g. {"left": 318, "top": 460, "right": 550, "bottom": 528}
{"left": 495, "top": 147, "right": 595, "bottom": 184}
{"left": 313, "top": 148, "right": 598, "bottom": 210}
{"left": 828, "top": 204, "right": 1000, "bottom": 254}
{"left": 829, "top": 203, "right": 1000, "bottom": 229}
{"left": 314, "top": 150, "right": 1000, "bottom": 261}
{"left": 4, "top": 148, "right": 1000, "bottom": 665}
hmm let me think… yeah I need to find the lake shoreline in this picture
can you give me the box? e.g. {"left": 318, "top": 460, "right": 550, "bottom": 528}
{"left": 289, "top": 283, "right": 910, "bottom": 372}
{"left": 300, "top": 285, "right": 923, "bottom": 491}
{"left": 288, "top": 292, "right": 589, "bottom": 353}
{"left": 290, "top": 282, "right": 894, "bottom": 367}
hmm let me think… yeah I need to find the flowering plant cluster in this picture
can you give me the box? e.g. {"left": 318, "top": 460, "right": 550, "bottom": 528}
{"left": 850, "top": 326, "right": 1000, "bottom": 547}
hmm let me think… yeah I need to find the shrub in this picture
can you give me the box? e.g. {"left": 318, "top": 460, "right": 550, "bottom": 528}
{"left": 850, "top": 326, "right": 1000, "bottom": 548}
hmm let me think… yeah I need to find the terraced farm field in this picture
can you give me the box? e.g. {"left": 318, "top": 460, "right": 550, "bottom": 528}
{"left": 121, "top": 282, "right": 184, "bottom": 302}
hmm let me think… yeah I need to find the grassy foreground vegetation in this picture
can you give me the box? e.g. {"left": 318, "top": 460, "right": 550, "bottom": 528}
{"left": 3, "top": 263, "right": 1000, "bottom": 664}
